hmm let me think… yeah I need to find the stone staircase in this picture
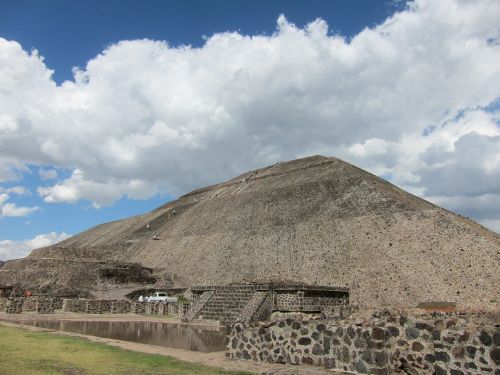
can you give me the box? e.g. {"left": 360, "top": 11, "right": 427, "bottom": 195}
{"left": 196, "top": 288, "right": 255, "bottom": 322}
{"left": 126, "top": 202, "right": 197, "bottom": 242}
{"left": 186, "top": 290, "right": 214, "bottom": 320}
{"left": 236, "top": 291, "right": 269, "bottom": 323}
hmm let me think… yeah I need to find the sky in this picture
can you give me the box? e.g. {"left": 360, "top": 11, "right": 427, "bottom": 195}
{"left": 0, "top": 0, "right": 499, "bottom": 260}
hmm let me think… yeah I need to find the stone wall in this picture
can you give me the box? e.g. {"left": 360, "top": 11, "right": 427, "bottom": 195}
{"left": 53, "top": 298, "right": 64, "bottom": 311}
{"left": 145, "top": 302, "right": 167, "bottom": 315}
{"left": 63, "top": 299, "right": 134, "bottom": 314}
{"left": 189, "top": 284, "right": 349, "bottom": 322}
{"left": 18, "top": 297, "right": 60, "bottom": 313}
{"left": 36, "top": 298, "right": 55, "bottom": 314}
{"left": 85, "top": 300, "right": 112, "bottom": 314}
{"left": 167, "top": 303, "right": 178, "bottom": 316}
{"left": 5, "top": 298, "right": 23, "bottom": 314}
{"left": 2, "top": 297, "right": 181, "bottom": 317}
{"left": 274, "top": 291, "right": 347, "bottom": 312}
{"left": 226, "top": 312, "right": 500, "bottom": 375}
{"left": 0, "top": 297, "right": 64, "bottom": 314}
{"left": 63, "top": 299, "right": 88, "bottom": 313}
{"left": 22, "top": 297, "right": 37, "bottom": 312}
{"left": 132, "top": 302, "right": 146, "bottom": 314}
{"left": 178, "top": 302, "right": 190, "bottom": 319}
{"left": 111, "top": 300, "right": 132, "bottom": 314}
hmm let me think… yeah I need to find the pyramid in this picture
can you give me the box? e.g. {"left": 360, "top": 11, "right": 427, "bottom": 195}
{"left": 1, "top": 156, "right": 498, "bottom": 307}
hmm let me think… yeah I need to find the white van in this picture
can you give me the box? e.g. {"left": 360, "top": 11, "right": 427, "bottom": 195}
{"left": 147, "top": 292, "right": 177, "bottom": 303}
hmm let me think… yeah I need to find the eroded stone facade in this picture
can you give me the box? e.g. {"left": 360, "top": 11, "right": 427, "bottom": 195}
{"left": 189, "top": 284, "right": 349, "bottom": 322}
{"left": 226, "top": 311, "right": 499, "bottom": 375}
{"left": 0, "top": 297, "right": 57, "bottom": 314}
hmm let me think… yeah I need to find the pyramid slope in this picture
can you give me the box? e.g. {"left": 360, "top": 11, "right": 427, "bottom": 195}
{"left": 1, "top": 155, "right": 498, "bottom": 308}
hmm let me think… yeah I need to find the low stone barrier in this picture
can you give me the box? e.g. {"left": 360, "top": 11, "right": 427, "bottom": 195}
{"left": 111, "top": 300, "right": 132, "bottom": 314}
{"left": 0, "top": 297, "right": 7, "bottom": 312}
{"left": 5, "top": 298, "right": 23, "bottom": 314}
{"left": 145, "top": 302, "right": 167, "bottom": 315}
{"left": 63, "top": 299, "right": 88, "bottom": 313}
{"left": 62, "top": 299, "right": 182, "bottom": 316}
{"left": 22, "top": 297, "right": 37, "bottom": 312}
{"left": 179, "top": 303, "right": 190, "bottom": 319}
{"left": 36, "top": 298, "right": 55, "bottom": 314}
{"left": 53, "top": 298, "right": 64, "bottom": 311}
{"left": 0, "top": 297, "right": 59, "bottom": 314}
{"left": 226, "top": 312, "right": 500, "bottom": 375}
{"left": 132, "top": 302, "right": 146, "bottom": 314}
{"left": 167, "top": 303, "right": 178, "bottom": 316}
{"left": 4, "top": 297, "right": 180, "bottom": 317}
{"left": 86, "top": 300, "right": 112, "bottom": 314}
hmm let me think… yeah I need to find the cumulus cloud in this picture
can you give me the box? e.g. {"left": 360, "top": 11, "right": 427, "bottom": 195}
{"left": 37, "top": 168, "right": 156, "bottom": 207}
{"left": 0, "top": 193, "right": 38, "bottom": 217}
{"left": 0, "top": 232, "right": 70, "bottom": 260}
{"left": 0, "top": 0, "right": 499, "bottom": 231}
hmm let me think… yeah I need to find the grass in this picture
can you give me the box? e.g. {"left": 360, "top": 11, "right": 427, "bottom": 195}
{"left": 0, "top": 325, "right": 251, "bottom": 375}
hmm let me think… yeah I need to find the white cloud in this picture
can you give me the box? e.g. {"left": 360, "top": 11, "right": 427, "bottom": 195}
{"left": 37, "top": 168, "right": 155, "bottom": 207}
{"left": 1, "top": 202, "right": 38, "bottom": 217}
{"left": 0, "top": 193, "right": 38, "bottom": 217}
{"left": 0, "top": 0, "right": 499, "bottom": 231}
{"left": 0, "top": 186, "right": 29, "bottom": 195}
{"left": 0, "top": 232, "right": 71, "bottom": 260}
{"left": 38, "top": 168, "right": 58, "bottom": 180}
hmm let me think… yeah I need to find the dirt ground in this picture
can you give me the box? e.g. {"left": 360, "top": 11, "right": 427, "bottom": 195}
{"left": 0, "top": 313, "right": 344, "bottom": 375}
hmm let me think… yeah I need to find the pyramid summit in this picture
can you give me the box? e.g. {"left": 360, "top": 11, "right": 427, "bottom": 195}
{"left": 0, "top": 155, "right": 498, "bottom": 308}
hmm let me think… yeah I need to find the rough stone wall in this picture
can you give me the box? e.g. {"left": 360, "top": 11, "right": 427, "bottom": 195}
{"left": 0, "top": 297, "right": 7, "bottom": 312}
{"left": 15, "top": 298, "right": 179, "bottom": 317}
{"left": 86, "top": 300, "right": 112, "bottom": 314}
{"left": 132, "top": 302, "right": 146, "bottom": 314}
{"left": 36, "top": 298, "right": 55, "bottom": 314}
{"left": 53, "top": 298, "right": 64, "bottom": 311}
{"left": 178, "top": 302, "right": 190, "bottom": 318}
{"left": 322, "top": 304, "right": 358, "bottom": 320}
{"left": 22, "top": 297, "right": 37, "bottom": 312}
{"left": 167, "top": 303, "right": 178, "bottom": 316}
{"left": 110, "top": 300, "right": 131, "bottom": 314}
{"left": 274, "top": 292, "right": 347, "bottom": 312}
{"left": 187, "top": 286, "right": 349, "bottom": 322}
{"left": 5, "top": 298, "right": 23, "bottom": 314}
{"left": 63, "top": 298, "right": 88, "bottom": 313}
{"left": 226, "top": 313, "right": 500, "bottom": 375}
{"left": 145, "top": 302, "right": 167, "bottom": 315}
{"left": 131, "top": 301, "right": 180, "bottom": 316}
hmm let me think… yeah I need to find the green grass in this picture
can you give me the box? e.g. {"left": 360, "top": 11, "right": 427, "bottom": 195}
{"left": 0, "top": 325, "right": 251, "bottom": 375}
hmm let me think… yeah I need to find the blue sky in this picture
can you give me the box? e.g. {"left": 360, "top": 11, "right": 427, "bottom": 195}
{"left": 0, "top": 0, "right": 403, "bottom": 246}
{"left": 1, "top": 0, "right": 400, "bottom": 84}
{"left": 0, "top": 0, "right": 499, "bottom": 259}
